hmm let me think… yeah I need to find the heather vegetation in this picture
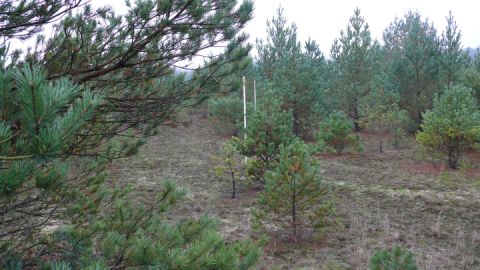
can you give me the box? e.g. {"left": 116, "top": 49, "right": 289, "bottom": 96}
{"left": 1, "top": 1, "right": 479, "bottom": 269}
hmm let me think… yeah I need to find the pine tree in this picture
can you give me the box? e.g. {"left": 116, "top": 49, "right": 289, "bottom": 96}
{"left": 14, "top": 0, "right": 255, "bottom": 153}
{"left": 213, "top": 140, "right": 247, "bottom": 198}
{"left": 330, "top": 8, "right": 380, "bottom": 131}
{"left": 259, "top": 140, "right": 330, "bottom": 239}
{"left": 359, "top": 90, "right": 411, "bottom": 152}
{"left": 256, "top": 7, "right": 300, "bottom": 81}
{"left": 316, "top": 111, "right": 362, "bottom": 155}
{"left": 383, "top": 11, "right": 442, "bottom": 128}
{"left": 0, "top": 0, "right": 260, "bottom": 268}
{"left": 272, "top": 41, "right": 329, "bottom": 138}
{"left": 0, "top": 64, "right": 102, "bottom": 264}
{"left": 461, "top": 50, "right": 480, "bottom": 103}
{"left": 369, "top": 245, "right": 418, "bottom": 270}
{"left": 235, "top": 92, "right": 294, "bottom": 184}
{"left": 416, "top": 85, "right": 480, "bottom": 169}
{"left": 206, "top": 52, "right": 254, "bottom": 135}
{"left": 0, "top": 65, "right": 261, "bottom": 268}
{"left": 440, "top": 11, "right": 470, "bottom": 86}
{"left": 64, "top": 180, "right": 260, "bottom": 269}
{"left": 0, "top": 0, "right": 82, "bottom": 40}
{"left": 255, "top": 7, "right": 329, "bottom": 138}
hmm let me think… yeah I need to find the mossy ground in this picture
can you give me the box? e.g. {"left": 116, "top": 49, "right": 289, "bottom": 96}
{"left": 108, "top": 113, "right": 480, "bottom": 269}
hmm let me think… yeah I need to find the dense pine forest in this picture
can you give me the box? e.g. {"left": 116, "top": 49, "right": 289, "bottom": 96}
{"left": 0, "top": 0, "right": 479, "bottom": 269}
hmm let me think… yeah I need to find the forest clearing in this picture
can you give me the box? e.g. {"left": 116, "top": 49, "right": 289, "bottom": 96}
{"left": 1, "top": 0, "right": 480, "bottom": 269}
{"left": 108, "top": 113, "right": 480, "bottom": 269}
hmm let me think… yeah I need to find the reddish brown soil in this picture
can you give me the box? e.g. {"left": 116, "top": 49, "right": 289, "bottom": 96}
{"left": 401, "top": 162, "right": 480, "bottom": 177}
{"left": 314, "top": 152, "right": 362, "bottom": 160}
{"left": 403, "top": 162, "right": 454, "bottom": 175}
{"left": 358, "top": 130, "right": 390, "bottom": 138}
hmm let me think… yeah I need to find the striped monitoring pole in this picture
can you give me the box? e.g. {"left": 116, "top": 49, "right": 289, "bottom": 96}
{"left": 243, "top": 76, "right": 247, "bottom": 164}
{"left": 243, "top": 76, "right": 247, "bottom": 137}
{"left": 253, "top": 80, "right": 257, "bottom": 111}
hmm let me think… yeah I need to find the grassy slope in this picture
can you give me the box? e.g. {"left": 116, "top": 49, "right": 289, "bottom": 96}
{"left": 108, "top": 114, "right": 480, "bottom": 269}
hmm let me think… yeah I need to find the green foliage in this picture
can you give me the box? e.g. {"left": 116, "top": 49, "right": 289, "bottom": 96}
{"left": 416, "top": 85, "right": 480, "bottom": 169}
{"left": 53, "top": 181, "right": 260, "bottom": 269}
{"left": 212, "top": 140, "right": 248, "bottom": 198}
{"left": 255, "top": 7, "right": 300, "bottom": 81}
{"left": 270, "top": 44, "right": 328, "bottom": 138}
{"left": 234, "top": 92, "right": 295, "bottom": 184}
{"left": 209, "top": 96, "right": 243, "bottom": 135}
{"left": 389, "top": 113, "right": 412, "bottom": 150}
{"left": 369, "top": 246, "right": 418, "bottom": 270}
{"left": 257, "top": 139, "right": 332, "bottom": 238}
{"left": 47, "top": 262, "right": 73, "bottom": 270}
{"left": 439, "top": 12, "right": 470, "bottom": 86}
{"left": 330, "top": 8, "right": 381, "bottom": 131}
{"left": 3, "top": 174, "right": 261, "bottom": 269}
{"left": 461, "top": 50, "right": 480, "bottom": 103}
{"left": 316, "top": 111, "right": 362, "bottom": 155}
{"left": 255, "top": 7, "right": 329, "bottom": 138}
{"left": 0, "top": 0, "right": 82, "bottom": 40}
{"left": 206, "top": 53, "right": 253, "bottom": 136}
{"left": 0, "top": 65, "right": 101, "bottom": 196}
{"left": 0, "top": 0, "right": 258, "bottom": 267}
{"left": 209, "top": 96, "right": 252, "bottom": 136}
{"left": 4, "top": 1, "right": 479, "bottom": 268}
{"left": 383, "top": 11, "right": 442, "bottom": 127}
{"left": 35, "top": 163, "right": 69, "bottom": 189}
{"left": 359, "top": 90, "right": 411, "bottom": 152}
{"left": 5, "top": 0, "right": 255, "bottom": 159}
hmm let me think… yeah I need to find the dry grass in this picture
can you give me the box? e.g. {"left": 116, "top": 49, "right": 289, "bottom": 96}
{"left": 107, "top": 113, "right": 480, "bottom": 269}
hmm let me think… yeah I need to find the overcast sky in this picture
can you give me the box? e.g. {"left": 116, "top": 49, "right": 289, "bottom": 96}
{"left": 245, "top": 0, "right": 480, "bottom": 55}
{"left": 90, "top": 0, "right": 480, "bottom": 56}
{"left": 11, "top": 0, "right": 480, "bottom": 60}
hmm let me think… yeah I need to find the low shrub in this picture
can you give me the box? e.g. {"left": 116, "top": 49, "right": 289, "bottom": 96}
{"left": 316, "top": 111, "right": 362, "bottom": 154}
{"left": 234, "top": 93, "right": 295, "bottom": 184}
{"left": 209, "top": 96, "right": 252, "bottom": 136}
{"left": 369, "top": 245, "right": 418, "bottom": 270}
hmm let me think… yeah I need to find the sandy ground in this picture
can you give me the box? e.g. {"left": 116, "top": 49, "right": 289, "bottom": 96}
{"left": 108, "top": 114, "right": 480, "bottom": 269}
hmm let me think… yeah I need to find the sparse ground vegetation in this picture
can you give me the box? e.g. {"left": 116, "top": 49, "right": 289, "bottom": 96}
{"left": 108, "top": 114, "right": 480, "bottom": 269}
{"left": 2, "top": 1, "right": 480, "bottom": 269}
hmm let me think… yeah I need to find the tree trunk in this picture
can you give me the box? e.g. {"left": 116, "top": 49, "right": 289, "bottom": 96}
{"left": 448, "top": 153, "right": 458, "bottom": 169}
{"left": 353, "top": 120, "right": 361, "bottom": 132}
{"left": 447, "top": 144, "right": 460, "bottom": 170}
{"left": 353, "top": 106, "right": 362, "bottom": 131}
{"left": 335, "top": 143, "right": 344, "bottom": 155}
{"left": 292, "top": 108, "right": 304, "bottom": 138}
{"left": 230, "top": 168, "right": 236, "bottom": 198}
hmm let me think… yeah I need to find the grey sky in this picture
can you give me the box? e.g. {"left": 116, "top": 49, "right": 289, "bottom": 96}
{"left": 245, "top": 0, "right": 480, "bottom": 55}
{"left": 10, "top": 0, "right": 480, "bottom": 60}
{"left": 91, "top": 0, "right": 480, "bottom": 55}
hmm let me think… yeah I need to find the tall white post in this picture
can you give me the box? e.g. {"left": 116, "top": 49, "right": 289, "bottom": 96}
{"left": 242, "top": 76, "right": 247, "bottom": 164}
{"left": 253, "top": 80, "right": 257, "bottom": 111}
{"left": 242, "top": 76, "right": 247, "bottom": 137}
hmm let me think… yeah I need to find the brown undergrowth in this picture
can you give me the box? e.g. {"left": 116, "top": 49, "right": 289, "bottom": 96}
{"left": 107, "top": 113, "right": 480, "bottom": 269}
